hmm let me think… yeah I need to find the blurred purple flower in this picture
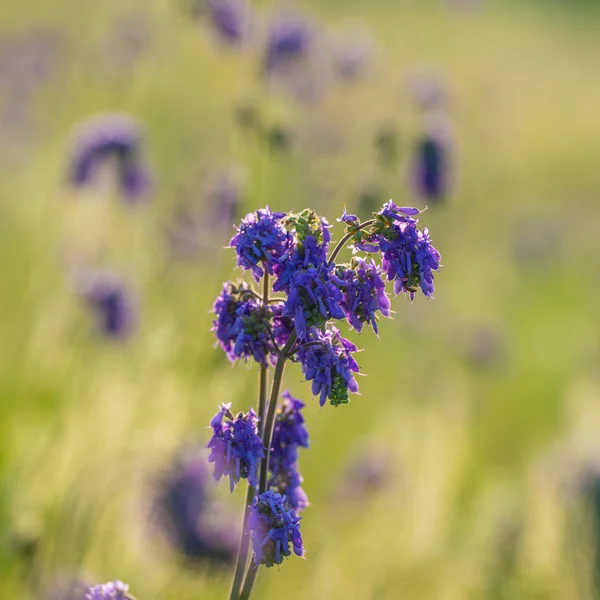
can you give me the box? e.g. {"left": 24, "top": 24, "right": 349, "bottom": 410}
{"left": 208, "top": 0, "right": 252, "bottom": 44}
{"left": 85, "top": 581, "right": 129, "bottom": 600}
{"left": 248, "top": 490, "right": 304, "bottom": 567}
{"left": 264, "top": 13, "right": 313, "bottom": 74}
{"left": 68, "top": 113, "right": 152, "bottom": 203}
{"left": 156, "top": 449, "right": 237, "bottom": 565}
{"left": 76, "top": 271, "right": 137, "bottom": 340}
{"left": 413, "top": 134, "right": 448, "bottom": 201}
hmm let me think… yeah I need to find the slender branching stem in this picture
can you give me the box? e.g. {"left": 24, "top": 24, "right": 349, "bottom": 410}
{"left": 229, "top": 272, "right": 271, "bottom": 600}
{"left": 259, "top": 331, "right": 297, "bottom": 494}
{"left": 258, "top": 273, "right": 270, "bottom": 433}
{"left": 327, "top": 219, "right": 376, "bottom": 265}
{"left": 239, "top": 563, "right": 259, "bottom": 600}
{"left": 238, "top": 331, "right": 297, "bottom": 600}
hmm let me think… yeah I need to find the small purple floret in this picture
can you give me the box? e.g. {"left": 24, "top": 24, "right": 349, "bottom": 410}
{"left": 296, "top": 326, "right": 360, "bottom": 407}
{"left": 268, "top": 391, "right": 309, "bottom": 511}
{"left": 248, "top": 490, "right": 304, "bottom": 567}
{"left": 207, "top": 405, "right": 264, "bottom": 492}
{"left": 335, "top": 258, "right": 390, "bottom": 334}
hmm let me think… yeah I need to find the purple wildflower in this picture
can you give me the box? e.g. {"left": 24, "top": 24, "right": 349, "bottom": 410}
{"left": 211, "top": 281, "right": 279, "bottom": 365}
{"left": 264, "top": 14, "right": 313, "bottom": 74}
{"left": 296, "top": 326, "right": 360, "bottom": 407}
{"left": 268, "top": 391, "right": 309, "bottom": 511}
{"left": 68, "top": 113, "right": 152, "bottom": 203}
{"left": 85, "top": 581, "right": 130, "bottom": 600}
{"left": 335, "top": 258, "right": 390, "bottom": 334}
{"left": 207, "top": 404, "right": 264, "bottom": 492}
{"left": 157, "top": 450, "right": 236, "bottom": 565}
{"left": 271, "top": 302, "right": 294, "bottom": 348}
{"left": 356, "top": 201, "right": 441, "bottom": 300}
{"left": 248, "top": 490, "right": 304, "bottom": 567}
{"left": 208, "top": 0, "right": 251, "bottom": 45}
{"left": 229, "top": 207, "right": 295, "bottom": 282}
{"left": 77, "top": 271, "right": 136, "bottom": 339}
{"left": 413, "top": 132, "right": 450, "bottom": 201}
{"left": 281, "top": 261, "right": 345, "bottom": 339}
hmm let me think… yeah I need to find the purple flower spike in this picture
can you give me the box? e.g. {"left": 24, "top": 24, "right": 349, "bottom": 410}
{"left": 335, "top": 258, "right": 390, "bottom": 334}
{"left": 229, "top": 207, "right": 295, "bottom": 282}
{"left": 85, "top": 581, "right": 129, "bottom": 600}
{"left": 296, "top": 326, "right": 360, "bottom": 407}
{"left": 68, "top": 113, "right": 152, "bottom": 203}
{"left": 248, "top": 490, "right": 304, "bottom": 567}
{"left": 207, "top": 406, "right": 264, "bottom": 492}
{"left": 268, "top": 391, "right": 309, "bottom": 511}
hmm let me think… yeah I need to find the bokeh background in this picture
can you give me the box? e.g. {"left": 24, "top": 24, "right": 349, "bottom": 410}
{"left": 3, "top": 0, "right": 600, "bottom": 598}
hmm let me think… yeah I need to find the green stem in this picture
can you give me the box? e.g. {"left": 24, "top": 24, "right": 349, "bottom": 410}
{"left": 259, "top": 331, "right": 297, "bottom": 494}
{"left": 229, "top": 271, "right": 270, "bottom": 600}
{"left": 228, "top": 485, "right": 255, "bottom": 600}
{"left": 327, "top": 219, "right": 376, "bottom": 265}
{"left": 238, "top": 331, "right": 297, "bottom": 600}
{"left": 239, "top": 563, "right": 259, "bottom": 600}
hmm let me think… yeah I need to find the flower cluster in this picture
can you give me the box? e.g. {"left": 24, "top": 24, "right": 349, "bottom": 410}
{"left": 355, "top": 201, "right": 441, "bottom": 300}
{"left": 211, "top": 281, "right": 279, "bottom": 364}
{"left": 85, "top": 581, "right": 130, "bottom": 600}
{"left": 297, "top": 326, "right": 360, "bottom": 407}
{"left": 268, "top": 391, "right": 309, "bottom": 511}
{"left": 248, "top": 490, "right": 304, "bottom": 567}
{"left": 208, "top": 0, "right": 251, "bottom": 45}
{"left": 207, "top": 404, "right": 264, "bottom": 492}
{"left": 334, "top": 257, "right": 390, "bottom": 334}
{"left": 230, "top": 207, "right": 294, "bottom": 282}
{"left": 209, "top": 202, "right": 440, "bottom": 585}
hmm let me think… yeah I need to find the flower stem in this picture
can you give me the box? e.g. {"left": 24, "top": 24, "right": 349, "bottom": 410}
{"left": 239, "top": 563, "right": 259, "bottom": 600}
{"left": 237, "top": 331, "right": 297, "bottom": 600}
{"left": 327, "top": 219, "right": 376, "bottom": 265}
{"left": 229, "top": 272, "right": 271, "bottom": 600}
{"left": 257, "top": 273, "right": 270, "bottom": 434}
{"left": 259, "top": 331, "right": 297, "bottom": 494}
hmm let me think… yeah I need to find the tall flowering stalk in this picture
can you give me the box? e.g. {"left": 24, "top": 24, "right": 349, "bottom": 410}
{"left": 209, "top": 202, "right": 441, "bottom": 599}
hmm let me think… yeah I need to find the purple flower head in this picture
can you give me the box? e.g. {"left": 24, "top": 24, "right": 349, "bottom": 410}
{"left": 334, "top": 258, "right": 390, "bottom": 334}
{"left": 296, "top": 326, "right": 360, "bottom": 407}
{"left": 208, "top": 0, "right": 251, "bottom": 45}
{"left": 211, "top": 281, "right": 280, "bottom": 365}
{"left": 280, "top": 261, "right": 345, "bottom": 339}
{"left": 229, "top": 207, "right": 295, "bottom": 282}
{"left": 68, "top": 113, "right": 152, "bottom": 203}
{"left": 156, "top": 449, "right": 237, "bottom": 565}
{"left": 268, "top": 391, "right": 309, "bottom": 511}
{"left": 355, "top": 202, "right": 441, "bottom": 300}
{"left": 85, "top": 581, "right": 129, "bottom": 600}
{"left": 337, "top": 207, "right": 359, "bottom": 225}
{"left": 207, "top": 405, "right": 264, "bottom": 492}
{"left": 77, "top": 271, "right": 136, "bottom": 340}
{"left": 412, "top": 118, "right": 451, "bottom": 201}
{"left": 248, "top": 490, "right": 304, "bottom": 567}
{"left": 264, "top": 14, "right": 313, "bottom": 74}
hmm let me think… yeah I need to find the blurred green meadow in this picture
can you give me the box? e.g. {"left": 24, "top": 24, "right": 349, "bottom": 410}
{"left": 2, "top": 0, "right": 600, "bottom": 598}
